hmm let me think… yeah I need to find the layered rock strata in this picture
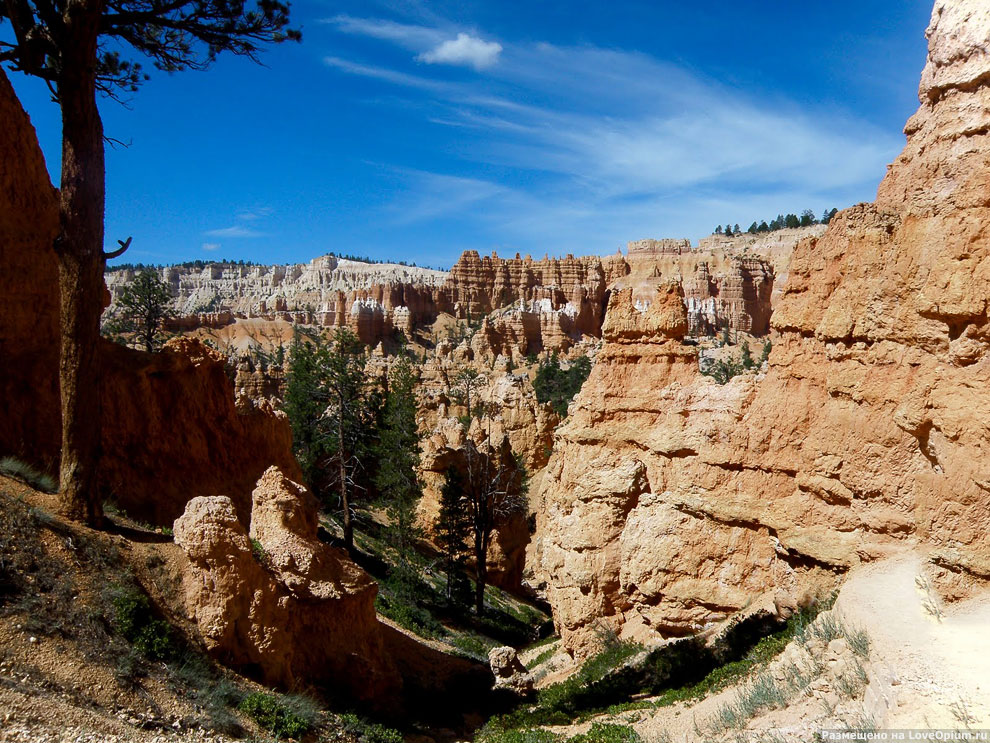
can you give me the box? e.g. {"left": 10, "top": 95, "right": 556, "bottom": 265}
{"left": 539, "top": 0, "right": 990, "bottom": 657}
{"left": 173, "top": 467, "right": 400, "bottom": 703}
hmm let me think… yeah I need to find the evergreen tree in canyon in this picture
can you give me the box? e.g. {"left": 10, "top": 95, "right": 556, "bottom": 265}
{"left": 101, "top": 269, "right": 174, "bottom": 352}
{"left": 0, "top": 0, "right": 299, "bottom": 525}
{"left": 451, "top": 368, "right": 527, "bottom": 615}
{"left": 374, "top": 354, "right": 423, "bottom": 574}
{"left": 436, "top": 467, "right": 472, "bottom": 606}
{"left": 285, "top": 329, "right": 372, "bottom": 554}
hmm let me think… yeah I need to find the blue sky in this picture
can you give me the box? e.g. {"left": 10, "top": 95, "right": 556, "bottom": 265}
{"left": 5, "top": 0, "right": 934, "bottom": 268}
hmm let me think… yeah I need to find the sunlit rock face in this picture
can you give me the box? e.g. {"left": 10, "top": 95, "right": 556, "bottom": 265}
{"left": 538, "top": 0, "right": 990, "bottom": 657}
{"left": 173, "top": 468, "right": 402, "bottom": 704}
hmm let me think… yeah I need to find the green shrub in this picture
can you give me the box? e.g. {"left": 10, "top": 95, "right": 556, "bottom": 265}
{"left": 250, "top": 538, "right": 270, "bottom": 567}
{"left": 337, "top": 712, "right": 403, "bottom": 743}
{"left": 533, "top": 354, "right": 591, "bottom": 417}
{"left": 0, "top": 457, "right": 57, "bottom": 493}
{"left": 568, "top": 723, "right": 641, "bottom": 743}
{"left": 477, "top": 725, "right": 562, "bottom": 743}
{"left": 110, "top": 585, "right": 175, "bottom": 661}
{"left": 238, "top": 692, "right": 315, "bottom": 739}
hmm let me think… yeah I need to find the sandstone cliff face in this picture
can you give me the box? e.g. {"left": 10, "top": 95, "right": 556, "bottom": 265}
{"left": 538, "top": 0, "right": 990, "bottom": 657}
{"left": 101, "top": 338, "right": 301, "bottom": 524}
{"left": 0, "top": 68, "right": 61, "bottom": 469}
{"left": 0, "top": 68, "right": 300, "bottom": 526}
{"left": 174, "top": 468, "right": 400, "bottom": 704}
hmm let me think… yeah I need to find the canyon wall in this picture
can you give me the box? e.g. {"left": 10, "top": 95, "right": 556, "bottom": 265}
{"left": 0, "top": 67, "right": 300, "bottom": 526}
{"left": 111, "top": 240, "right": 795, "bottom": 357}
{"left": 0, "top": 67, "right": 62, "bottom": 469}
{"left": 538, "top": 0, "right": 990, "bottom": 657}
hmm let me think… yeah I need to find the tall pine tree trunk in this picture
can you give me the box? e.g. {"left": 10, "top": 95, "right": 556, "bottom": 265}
{"left": 474, "top": 530, "right": 487, "bottom": 616}
{"left": 339, "top": 403, "right": 353, "bottom": 553}
{"left": 54, "top": 0, "right": 106, "bottom": 526}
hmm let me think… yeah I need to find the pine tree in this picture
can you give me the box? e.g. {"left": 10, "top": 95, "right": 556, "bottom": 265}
{"left": 284, "top": 331, "right": 328, "bottom": 494}
{"left": 375, "top": 355, "right": 423, "bottom": 573}
{"left": 283, "top": 328, "right": 370, "bottom": 554}
{"left": 320, "top": 329, "right": 370, "bottom": 554}
{"left": 436, "top": 467, "right": 472, "bottom": 606}
{"left": 740, "top": 341, "right": 754, "bottom": 370}
{"left": 715, "top": 225, "right": 723, "bottom": 235}
{"left": 102, "top": 268, "right": 174, "bottom": 352}
{"left": 733, "top": 223, "right": 741, "bottom": 234}
{"left": 725, "top": 224, "right": 733, "bottom": 236}
{"left": 748, "top": 222, "right": 759, "bottom": 234}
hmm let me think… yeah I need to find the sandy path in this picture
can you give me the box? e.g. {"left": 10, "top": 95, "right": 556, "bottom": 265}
{"left": 836, "top": 552, "right": 990, "bottom": 728}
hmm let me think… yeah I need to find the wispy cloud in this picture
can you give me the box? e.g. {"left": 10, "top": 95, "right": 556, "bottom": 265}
{"left": 327, "top": 15, "right": 443, "bottom": 49}
{"left": 383, "top": 169, "right": 508, "bottom": 224}
{"left": 201, "top": 242, "right": 221, "bottom": 251}
{"left": 323, "top": 57, "right": 449, "bottom": 91}
{"left": 204, "top": 226, "right": 268, "bottom": 238}
{"left": 324, "top": 16, "right": 902, "bottom": 249}
{"left": 418, "top": 33, "right": 502, "bottom": 70}
{"left": 236, "top": 207, "right": 273, "bottom": 221}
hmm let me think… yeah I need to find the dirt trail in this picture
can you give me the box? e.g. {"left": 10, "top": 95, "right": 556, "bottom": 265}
{"left": 835, "top": 552, "right": 990, "bottom": 728}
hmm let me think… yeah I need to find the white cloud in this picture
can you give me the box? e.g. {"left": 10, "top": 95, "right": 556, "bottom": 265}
{"left": 327, "top": 15, "right": 443, "bottom": 49}
{"left": 418, "top": 33, "right": 502, "bottom": 70}
{"left": 204, "top": 226, "right": 267, "bottom": 238}
{"left": 201, "top": 242, "right": 221, "bottom": 251}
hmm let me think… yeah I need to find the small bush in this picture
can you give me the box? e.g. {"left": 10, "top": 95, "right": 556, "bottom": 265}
{"left": 847, "top": 627, "right": 871, "bottom": 658}
{"left": 168, "top": 651, "right": 245, "bottom": 734}
{"left": 568, "top": 723, "right": 641, "bottom": 743}
{"left": 477, "top": 726, "right": 562, "bottom": 743}
{"left": 338, "top": 712, "right": 403, "bottom": 743}
{"left": 0, "top": 457, "right": 57, "bottom": 493}
{"left": 250, "top": 538, "right": 270, "bottom": 567}
{"left": 238, "top": 692, "right": 315, "bottom": 739}
{"left": 109, "top": 585, "right": 175, "bottom": 661}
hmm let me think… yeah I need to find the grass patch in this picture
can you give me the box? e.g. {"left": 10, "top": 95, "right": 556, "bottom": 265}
{"left": 0, "top": 457, "right": 57, "bottom": 493}
{"left": 527, "top": 645, "right": 556, "bottom": 670}
{"left": 167, "top": 651, "right": 246, "bottom": 735}
{"left": 238, "top": 692, "right": 317, "bottom": 739}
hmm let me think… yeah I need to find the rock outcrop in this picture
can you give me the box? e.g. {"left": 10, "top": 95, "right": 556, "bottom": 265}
{"left": 174, "top": 468, "right": 400, "bottom": 704}
{"left": 0, "top": 67, "right": 300, "bottom": 526}
{"left": 538, "top": 0, "right": 990, "bottom": 657}
{"left": 488, "top": 646, "right": 534, "bottom": 696}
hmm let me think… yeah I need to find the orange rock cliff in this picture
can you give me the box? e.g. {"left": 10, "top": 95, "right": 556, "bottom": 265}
{"left": 536, "top": 0, "right": 990, "bottom": 656}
